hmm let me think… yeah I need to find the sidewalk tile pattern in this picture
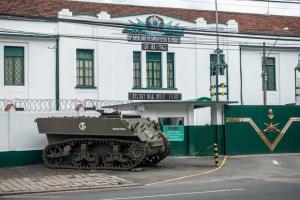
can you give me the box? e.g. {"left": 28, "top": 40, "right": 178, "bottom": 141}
{"left": 0, "top": 173, "right": 136, "bottom": 196}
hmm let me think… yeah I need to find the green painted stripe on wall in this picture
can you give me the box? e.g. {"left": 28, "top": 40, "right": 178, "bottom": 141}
{"left": 0, "top": 150, "right": 43, "bottom": 168}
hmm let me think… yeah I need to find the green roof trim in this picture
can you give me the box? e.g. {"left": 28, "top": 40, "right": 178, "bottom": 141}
{"left": 183, "top": 97, "right": 212, "bottom": 103}
{"left": 104, "top": 97, "right": 237, "bottom": 110}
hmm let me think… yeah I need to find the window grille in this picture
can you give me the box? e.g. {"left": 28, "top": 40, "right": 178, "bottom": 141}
{"left": 133, "top": 51, "right": 141, "bottom": 88}
{"left": 4, "top": 46, "right": 24, "bottom": 86}
{"left": 76, "top": 49, "right": 94, "bottom": 87}
{"left": 146, "top": 52, "right": 162, "bottom": 88}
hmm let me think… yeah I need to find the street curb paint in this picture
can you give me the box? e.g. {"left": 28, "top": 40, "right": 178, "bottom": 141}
{"left": 145, "top": 156, "right": 228, "bottom": 186}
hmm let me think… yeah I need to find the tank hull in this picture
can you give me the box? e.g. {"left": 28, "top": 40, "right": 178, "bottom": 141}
{"left": 36, "top": 116, "right": 170, "bottom": 170}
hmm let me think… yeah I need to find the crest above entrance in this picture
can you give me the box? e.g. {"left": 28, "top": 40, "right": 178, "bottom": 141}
{"left": 122, "top": 14, "right": 184, "bottom": 36}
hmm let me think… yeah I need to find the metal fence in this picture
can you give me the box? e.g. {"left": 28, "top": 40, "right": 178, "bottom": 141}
{"left": 0, "top": 99, "right": 130, "bottom": 112}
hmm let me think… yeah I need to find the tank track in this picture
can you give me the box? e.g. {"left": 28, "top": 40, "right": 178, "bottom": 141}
{"left": 43, "top": 138, "right": 147, "bottom": 170}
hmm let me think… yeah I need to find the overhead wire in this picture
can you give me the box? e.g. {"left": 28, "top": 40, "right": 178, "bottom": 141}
{"left": 236, "top": 0, "right": 300, "bottom": 4}
{"left": 0, "top": 12, "right": 300, "bottom": 54}
{"left": 1, "top": 27, "right": 300, "bottom": 53}
{"left": 169, "top": 0, "right": 300, "bottom": 11}
{"left": 0, "top": 26, "right": 298, "bottom": 46}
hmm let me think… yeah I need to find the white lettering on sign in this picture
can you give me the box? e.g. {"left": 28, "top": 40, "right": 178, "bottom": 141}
{"left": 112, "top": 128, "right": 126, "bottom": 131}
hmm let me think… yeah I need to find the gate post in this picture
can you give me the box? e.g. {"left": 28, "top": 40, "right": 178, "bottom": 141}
{"left": 213, "top": 143, "right": 219, "bottom": 167}
{"left": 211, "top": 104, "right": 225, "bottom": 155}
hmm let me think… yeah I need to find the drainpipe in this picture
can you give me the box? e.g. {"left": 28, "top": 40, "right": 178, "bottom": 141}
{"left": 55, "top": 37, "right": 60, "bottom": 110}
{"left": 239, "top": 46, "right": 244, "bottom": 105}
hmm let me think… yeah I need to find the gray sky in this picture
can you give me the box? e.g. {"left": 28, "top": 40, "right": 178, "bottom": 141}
{"left": 73, "top": 0, "right": 300, "bottom": 16}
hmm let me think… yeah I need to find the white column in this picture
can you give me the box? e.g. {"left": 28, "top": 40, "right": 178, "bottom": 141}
{"left": 195, "top": 18, "right": 208, "bottom": 98}
{"left": 211, "top": 104, "right": 224, "bottom": 125}
{"left": 141, "top": 51, "right": 147, "bottom": 88}
{"left": 7, "top": 105, "right": 16, "bottom": 151}
{"left": 186, "top": 105, "right": 195, "bottom": 126}
{"left": 162, "top": 52, "right": 167, "bottom": 88}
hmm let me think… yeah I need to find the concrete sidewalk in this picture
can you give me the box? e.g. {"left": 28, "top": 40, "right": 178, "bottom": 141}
{"left": 0, "top": 156, "right": 217, "bottom": 196}
{"left": 0, "top": 173, "right": 138, "bottom": 196}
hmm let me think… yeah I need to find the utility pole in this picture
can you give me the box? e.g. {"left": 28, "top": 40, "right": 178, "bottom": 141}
{"left": 262, "top": 42, "right": 267, "bottom": 105}
{"left": 215, "top": 0, "right": 220, "bottom": 102}
{"left": 215, "top": 0, "right": 219, "bottom": 51}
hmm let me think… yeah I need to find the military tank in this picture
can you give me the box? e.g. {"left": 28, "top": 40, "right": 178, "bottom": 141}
{"left": 35, "top": 112, "right": 170, "bottom": 170}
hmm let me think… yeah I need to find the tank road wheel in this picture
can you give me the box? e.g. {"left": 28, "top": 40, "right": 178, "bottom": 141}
{"left": 43, "top": 146, "right": 63, "bottom": 168}
{"left": 102, "top": 154, "right": 113, "bottom": 168}
{"left": 87, "top": 153, "right": 99, "bottom": 168}
{"left": 71, "top": 153, "right": 82, "bottom": 168}
{"left": 72, "top": 152, "right": 99, "bottom": 168}
{"left": 128, "top": 143, "right": 146, "bottom": 162}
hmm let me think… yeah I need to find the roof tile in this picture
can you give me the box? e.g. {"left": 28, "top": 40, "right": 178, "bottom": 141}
{"left": 0, "top": 0, "right": 300, "bottom": 35}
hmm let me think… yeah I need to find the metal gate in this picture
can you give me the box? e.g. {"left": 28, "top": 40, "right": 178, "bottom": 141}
{"left": 168, "top": 125, "right": 224, "bottom": 156}
{"left": 225, "top": 105, "right": 300, "bottom": 155}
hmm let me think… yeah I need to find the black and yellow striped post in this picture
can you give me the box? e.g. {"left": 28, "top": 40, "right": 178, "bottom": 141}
{"left": 213, "top": 143, "right": 219, "bottom": 167}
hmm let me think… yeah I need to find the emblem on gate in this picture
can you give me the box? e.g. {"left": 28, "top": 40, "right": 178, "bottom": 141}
{"left": 226, "top": 109, "right": 300, "bottom": 151}
{"left": 264, "top": 109, "right": 280, "bottom": 133}
{"left": 79, "top": 122, "right": 86, "bottom": 131}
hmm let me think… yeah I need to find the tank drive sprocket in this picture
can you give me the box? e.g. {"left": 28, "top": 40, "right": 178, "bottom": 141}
{"left": 128, "top": 143, "right": 146, "bottom": 161}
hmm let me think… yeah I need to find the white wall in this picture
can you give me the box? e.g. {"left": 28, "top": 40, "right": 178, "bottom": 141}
{"left": 0, "top": 38, "right": 56, "bottom": 99}
{"left": 242, "top": 47, "right": 298, "bottom": 105}
{"left": 0, "top": 112, "right": 9, "bottom": 151}
{"left": 58, "top": 14, "right": 199, "bottom": 101}
{"left": 0, "top": 110, "right": 100, "bottom": 152}
{"left": 127, "top": 104, "right": 194, "bottom": 126}
{"left": 1, "top": 12, "right": 300, "bottom": 126}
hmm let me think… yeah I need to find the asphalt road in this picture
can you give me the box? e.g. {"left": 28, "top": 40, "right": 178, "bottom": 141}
{"left": 3, "top": 176, "right": 300, "bottom": 200}
{"left": 3, "top": 154, "right": 300, "bottom": 200}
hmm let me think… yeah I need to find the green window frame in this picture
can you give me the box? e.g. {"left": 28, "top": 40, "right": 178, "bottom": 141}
{"left": 133, "top": 51, "right": 141, "bottom": 88}
{"left": 146, "top": 52, "right": 162, "bottom": 88}
{"left": 76, "top": 49, "right": 94, "bottom": 88}
{"left": 4, "top": 46, "right": 24, "bottom": 86}
{"left": 266, "top": 57, "right": 276, "bottom": 91}
{"left": 167, "top": 53, "right": 175, "bottom": 88}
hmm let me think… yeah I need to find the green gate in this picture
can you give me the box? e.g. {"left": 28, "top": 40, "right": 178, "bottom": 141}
{"left": 168, "top": 125, "right": 224, "bottom": 156}
{"left": 225, "top": 105, "right": 300, "bottom": 155}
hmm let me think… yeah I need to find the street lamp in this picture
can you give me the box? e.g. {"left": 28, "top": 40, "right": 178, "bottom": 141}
{"left": 210, "top": 0, "right": 229, "bottom": 102}
{"left": 295, "top": 55, "right": 300, "bottom": 104}
{"left": 210, "top": 49, "right": 229, "bottom": 101}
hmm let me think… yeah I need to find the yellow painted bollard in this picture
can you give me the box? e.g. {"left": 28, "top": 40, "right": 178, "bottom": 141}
{"left": 213, "top": 143, "right": 219, "bottom": 167}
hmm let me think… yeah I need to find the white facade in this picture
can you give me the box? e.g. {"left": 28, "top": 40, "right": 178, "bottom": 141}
{"left": 0, "top": 9, "right": 299, "bottom": 125}
{"left": 0, "top": 109, "right": 100, "bottom": 152}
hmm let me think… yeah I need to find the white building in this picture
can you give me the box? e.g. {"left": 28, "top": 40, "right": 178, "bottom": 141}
{"left": 1, "top": 0, "right": 300, "bottom": 126}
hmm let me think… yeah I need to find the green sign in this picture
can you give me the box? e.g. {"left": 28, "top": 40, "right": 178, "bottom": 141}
{"left": 163, "top": 125, "right": 184, "bottom": 141}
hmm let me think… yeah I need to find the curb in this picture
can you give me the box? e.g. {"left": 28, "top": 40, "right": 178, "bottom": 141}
{"left": 0, "top": 183, "right": 142, "bottom": 196}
